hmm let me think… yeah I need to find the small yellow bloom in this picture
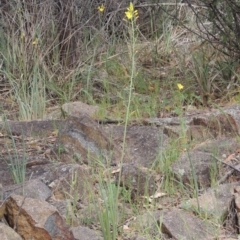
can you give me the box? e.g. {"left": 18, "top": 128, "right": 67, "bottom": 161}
{"left": 20, "top": 33, "right": 25, "bottom": 39}
{"left": 177, "top": 83, "right": 184, "bottom": 90}
{"left": 125, "top": 2, "right": 138, "bottom": 20}
{"left": 32, "top": 38, "right": 38, "bottom": 45}
{"left": 97, "top": 4, "right": 105, "bottom": 12}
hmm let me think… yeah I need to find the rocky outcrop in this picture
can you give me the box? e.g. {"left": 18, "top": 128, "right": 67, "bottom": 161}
{"left": 53, "top": 114, "right": 122, "bottom": 165}
{"left": 1, "top": 104, "right": 240, "bottom": 239}
{"left": 4, "top": 194, "right": 74, "bottom": 240}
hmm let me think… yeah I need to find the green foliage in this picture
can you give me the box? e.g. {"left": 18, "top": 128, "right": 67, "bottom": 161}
{"left": 4, "top": 131, "right": 27, "bottom": 184}
{"left": 98, "top": 182, "right": 119, "bottom": 240}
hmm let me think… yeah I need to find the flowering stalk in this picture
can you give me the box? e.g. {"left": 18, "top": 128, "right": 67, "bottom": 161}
{"left": 121, "top": 4, "right": 138, "bottom": 160}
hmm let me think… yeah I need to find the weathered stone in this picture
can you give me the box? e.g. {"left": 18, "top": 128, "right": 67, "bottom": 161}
{"left": 53, "top": 114, "right": 121, "bottom": 165}
{"left": 223, "top": 105, "right": 240, "bottom": 134}
{"left": 161, "top": 208, "right": 216, "bottom": 239}
{"left": 172, "top": 150, "right": 216, "bottom": 189}
{"left": 188, "top": 112, "right": 238, "bottom": 139}
{"left": 181, "top": 183, "right": 238, "bottom": 223}
{"left": 233, "top": 185, "right": 240, "bottom": 232}
{"left": 116, "top": 164, "right": 157, "bottom": 200}
{"left": 44, "top": 164, "right": 91, "bottom": 203}
{"left": 144, "top": 105, "right": 240, "bottom": 141}
{"left": 62, "top": 101, "right": 99, "bottom": 118}
{"left": 130, "top": 210, "right": 163, "bottom": 236}
{"left": 193, "top": 137, "right": 239, "bottom": 157}
{"left": 130, "top": 236, "right": 148, "bottom": 240}
{"left": 104, "top": 125, "right": 169, "bottom": 167}
{"left": 70, "top": 226, "right": 103, "bottom": 240}
{"left": 2, "top": 179, "right": 52, "bottom": 201}
{"left": 5, "top": 194, "right": 74, "bottom": 240}
{"left": 0, "top": 120, "right": 63, "bottom": 136}
{"left": 0, "top": 222, "right": 23, "bottom": 240}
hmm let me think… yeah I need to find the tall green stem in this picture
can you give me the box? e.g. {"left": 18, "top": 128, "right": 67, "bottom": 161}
{"left": 121, "top": 19, "right": 136, "bottom": 161}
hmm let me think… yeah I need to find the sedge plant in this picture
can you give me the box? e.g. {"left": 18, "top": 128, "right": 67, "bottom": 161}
{"left": 3, "top": 121, "right": 27, "bottom": 184}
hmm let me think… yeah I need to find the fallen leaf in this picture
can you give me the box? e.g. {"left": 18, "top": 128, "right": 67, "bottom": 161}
{"left": 123, "top": 225, "right": 130, "bottom": 231}
{"left": 151, "top": 191, "right": 167, "bottom": 199}
{"left": 111, "top": 168, "right": 120, "bottom": 174}
{"left": 224, "top": 153, "right": 236, "bottom": 163}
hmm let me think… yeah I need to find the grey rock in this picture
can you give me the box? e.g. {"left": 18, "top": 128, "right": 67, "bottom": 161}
{"left": 161, "top": 208, "right": 216, "bottom": 240}
{"left": 116, "top": 164, "right": 157, "bottom": 199}
{"left": 2, "top": 179, "right": 52, "bottom": 201}
{"left": 0, "top": 222, "right": 23, "bottom": 240}
{"left": 70, "top": 226, "right": 103, "bottom": 240}
{"left": 172, "top": 150, "right": 214, "bottom": 189}
{"left": 130, "top": 210, "right": 162, "bottom": 236}
{"left": 194, "top": 137, "right": 239, "bottom": 157}
{"left": 5, "top": 194, "right": 74, "bottom": 240}
{"left": 44, "top": 164, "right": 91, "bottom": 204}
{"left": 0, "top": 120, "right": 63, "bottom": 137}
{"left": 104, "top": 125, "right": 169, "bottom": 167}
{"left": 181, "top": 182, "right": 238, "bottom": 223}
{"left": 53, "top": 114, "right": 122, "bottom": 165}
{"left": 62, "top": 101, "right": 99, "bottom": 118}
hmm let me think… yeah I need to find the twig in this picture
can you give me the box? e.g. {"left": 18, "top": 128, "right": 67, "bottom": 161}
{"left": 217, "top": 169, "right": 235, "bottom": 185}
{"left": 212, "top": 155, "right": 240, "bottom": 172}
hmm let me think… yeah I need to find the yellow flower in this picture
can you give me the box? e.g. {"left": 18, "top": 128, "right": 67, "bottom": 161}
{"left": 32, "top": 38, "right": 38, "bottom": 45}
{"left": 177, "top": 83, "right": 184, "bottom": 90}
{"left": 20, "top": 33, "right": 25, "bottom": 39}
{"left": 125, "top": 2, "right": 138, "bottom": 20}
{"left": 97, "top": 4, "right": 105, "bottom": 12}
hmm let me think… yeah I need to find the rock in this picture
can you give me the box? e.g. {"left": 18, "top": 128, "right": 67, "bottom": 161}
{"left": 129, "top": 236, "right": 148, "bottom": 240}
{"left": 116, "top": 164, "right": 157, "bottom": 200}
{"left": 0, "top": 120, "right": 63, "bottom": 136}
{"left": 172, "top": 150, "right": 215, "bottom": 189}
{"left": 161, "top": 208, "right": 216, "bottom": 239}
{"left": 0, "top": 222, "right": 23, "bottom": 240}
{"left": 5, "top": 194, "right": 74, "bottom": 240}
{"left": 193, "top": 137, "right": 239, "bottom": 157}
{"left": 53, "top": 114, "right": 122, "bottom": 165}
{"left": 130, "top": 210, "right": 163, "bottom": 236}
{"left": 181, "top": 183, "right": 238, "bottom": 224}
{"left": 233, "top": 185, "right": 240, "bottom": 232}
{"left": 144, "top": 105, "right": 240, "bottom": 141}
{"left": 223, "top": 104, "right": 240, "bottom": 134}
{"left": 104, "top": 125, "right": 169, "bottom": 167}
{"left": 62, "top": 101, "right": 99, "bottom": 118}
{"left": 2, "top": 179, "right": 52, "bottom": 201}
{"left": 70, "top": 226, "right": 103, "bottom": 240}
{"left": 44, "top": 164, "right": 90, "bottom": 203}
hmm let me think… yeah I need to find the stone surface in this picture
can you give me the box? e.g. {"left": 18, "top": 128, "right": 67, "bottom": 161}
{"left": 145, "top": 105, "right": 240, "bottom": 141}
{"left": 172, "top": 150, "right": 215, "bottom": 189}
{"left": 0, "top": 222, "right": 23, "bottom": 240}
{"left": 223, "top": 105, "right": 240, "bottom": 134}
{"left": 161, "top": 208, "right": 216, "bottom": 239}
{"left": 181, "top": 182, "right": 238, "bottom": 223}
{"left": 62, "top": 101, "right": 99, "bottom": 118}
{"left": 130, "top": 210, "right": 163, "bottom": 237}
{"left": 53, "top": 114, "right": 122, "bottom": 165}
{"left": 116, "top": 164, "right": 157, "bottom": 199}
{"left": 70, "top": 226, "right": 103, "bottom": 240}
{"left": 5, "top": 194, "right": 74, "bottom": 240}
{"left": 104, "top": 125, "right": 169, "bottom": 167}
{"left": 2, "top": 179, "right": 52, "bottom": 201}
{"left": 132, "top": 236, "right": 148, "bottom": 240}
{"left": 233, "top": 185, "right": 240, "bottom": 233}
{"left": 44, "top": 164, "right": 90, "bottom": 203}
{"left": 0, "top": 120, "right": 63, "bottom": 136}
{"left": 194, "top": 137, "right": 239, "bottom": 157}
